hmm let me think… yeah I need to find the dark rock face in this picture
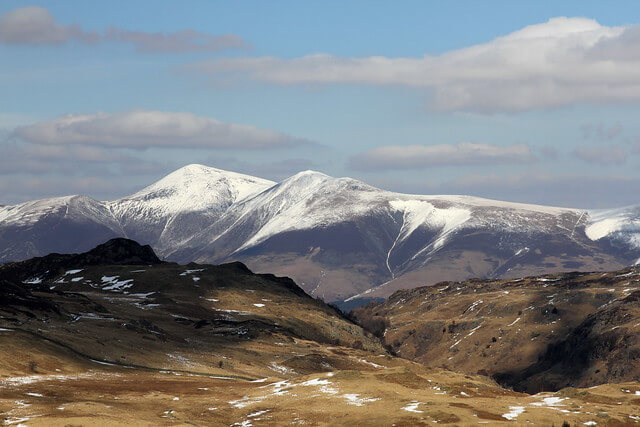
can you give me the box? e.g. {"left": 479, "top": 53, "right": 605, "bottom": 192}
{"left": 0, "top": 238, "right": 162, "bottom": 284}
{"left": 0, "top": 279, "right": 60, "bottom": 315}
{"left": 82, "top": 238, "right": 162, "bottom": 265}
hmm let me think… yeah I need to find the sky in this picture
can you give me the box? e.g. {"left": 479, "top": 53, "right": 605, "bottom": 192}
{"left": 2, "top": 1, "right": 640, "bottom": 208}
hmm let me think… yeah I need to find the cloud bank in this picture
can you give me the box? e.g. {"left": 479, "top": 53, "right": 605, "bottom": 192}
{"left": 0, "top": 143, "right": 170, "bottom": 178}
{"left": 13, "top": 110, "right": 309, "bottom": 149}
{"left": 0, "top": 6, "right": 247, "bottom": 53}
{"left": 186, "top": 17, "right": 640, "bottom": 112}
{"left": 103, "top": 27, "right": 248, "bottom": 53}
{"left": 573, "top": 146, "right": 628, "bottom": 165}
{"left": 368, "top": 172, "right": 640, "bottom": 209}
{"left": 349, "top": 143, "right": 534, "bottom": 170}
{"left": 445, "top": 172, "right": 640, "bottom": 208}
{"left": 0, "top": 6, "right": 97, "bottom": 44}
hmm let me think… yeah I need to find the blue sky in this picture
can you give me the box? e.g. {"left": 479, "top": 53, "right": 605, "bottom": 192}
{"left": 2, "top": 1, "right": 640, "bottom": 208}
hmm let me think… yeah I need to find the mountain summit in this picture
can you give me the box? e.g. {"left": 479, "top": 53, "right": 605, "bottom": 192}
{"left": 1, "top": 165, "right": 639, "bottom": 302}
{"left": 108, "top": 164, "right": 274, "bottom": 248}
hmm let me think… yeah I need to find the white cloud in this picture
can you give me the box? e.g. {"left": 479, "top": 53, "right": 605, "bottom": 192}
{"left": 349, "top": 143, "right": 534, "bottom": 170}
{"left": 573, "top": 146, "right": 627, "bottom": 165}
{"left": 186, "top": 17, "right": 640, "bottom": 112}
{"left": 13, "top": 110, "right": 309, "bottom": 149}
{"left": 0, "top": 6, "right": 246, "bottom": 53}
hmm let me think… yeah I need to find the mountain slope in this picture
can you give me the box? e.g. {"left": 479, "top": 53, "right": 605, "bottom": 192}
{"left": 0, "top": 195, "right": 124, "bottom": 262}
{"left": 586, "top": 204, "right": 640, "bottom": 259}
{"left": 169, "top": 173, "right": 638, "bottom": 300}
{"left": 1, "top": 165, "right": 639, "bottom": 302}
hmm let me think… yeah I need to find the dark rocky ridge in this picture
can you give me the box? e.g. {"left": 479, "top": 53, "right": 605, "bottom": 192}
{"left": 0, "top": 238, "right": 384, "bottom": 374}
{"left": 0, "top": 238, "right": 162, "bottom": 284}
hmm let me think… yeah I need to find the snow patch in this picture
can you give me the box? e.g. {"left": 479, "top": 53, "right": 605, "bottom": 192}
{"left": 101, "top": 276, "right": 134, "bottom": 291}
{"left": 502, "top": 406, "right": 525, "bottom": 420}
{"left": 507, "top": 317, "right": 521, "bottom": 327}
{"left": 25, "top": 392, "right": 43, "bottom": 397}
{"left": 248, "top": 410, "right": 269, "bottom": 418}
{"left": 269, "top": 363, "right": 293, "bottom": 374}
{"left": 586, "top": 206, "right": 640, "bottom": 248}
{"left": 341, "top": 393, "right": 379, "bottom": 406}
{"left": 402, "top": 401, "right": 423, "bottom": 413}
{"left": 531, "top": 396, "right": 566, "bottom": 407}
{"left": 180, "top": 269, "right": 204, "bottom": 276}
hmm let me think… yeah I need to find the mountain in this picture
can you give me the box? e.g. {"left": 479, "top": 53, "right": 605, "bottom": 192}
{"left": 0, "top": 195, "right": 124, "bottom": 262}
{"left": 351, "top": 266, "right": 640, "bottom": 393}
{"left": 2, "top": 239, "right": 640, "bottom": 425}
{"left": 1, "top": 164, "right": 639, "bottom": 303}
{"left": 107, "top": 163, "right": 275, "bottom": 249}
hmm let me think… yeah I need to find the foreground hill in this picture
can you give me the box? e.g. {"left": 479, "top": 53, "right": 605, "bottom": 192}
{"left": 1, "top": 164, "right": 639, "bottom": 303}
{"left": 2, "top": 240, "right": 640, "bottom": 425}
{"left": 352, "top": 266, "right": 640, "bottom": 394}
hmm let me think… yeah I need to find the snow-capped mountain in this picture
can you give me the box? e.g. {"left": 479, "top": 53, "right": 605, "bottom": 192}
{"left": 0, "top": 195, "right": 123, "bottom": 261}
{"left": 1, "top": 164, "right": 639, "bottom": 302}
{"left": 108, "top": 164, "right": 274, "bottom": 249}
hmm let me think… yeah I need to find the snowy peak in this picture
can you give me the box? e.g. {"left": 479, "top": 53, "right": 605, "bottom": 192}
{"left": 118, "top": 164, "right": 275, "bottom": 210}
{"left": 287, "top": 169, "right": 330, "bottom": 179}
{"left": 106, "top": 164, "right": 275, "bottom": 249}
{"left": 269, "top": 170, "right": 378, "bottom": 203}
{"left": 229, "top": 173, "right": 386, "bottom": 250}
{"left": 275, "top": 170, "right": 331, "bottom": 191}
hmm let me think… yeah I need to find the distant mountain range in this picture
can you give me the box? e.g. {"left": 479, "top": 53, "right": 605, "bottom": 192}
{"left": 1, "top": 164, "right": 639, "bottom": 302}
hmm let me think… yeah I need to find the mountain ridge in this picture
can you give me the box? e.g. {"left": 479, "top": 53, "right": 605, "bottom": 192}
{"left": 1, "top": 164, "right": 639, "bottom": 301}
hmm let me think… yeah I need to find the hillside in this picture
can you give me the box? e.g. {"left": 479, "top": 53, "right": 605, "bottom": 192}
{"left": 352, "top": 266, "right": 640, "bottom": 394}
{"left": 2, "top": 240, "right": 640, "bottom": 425}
